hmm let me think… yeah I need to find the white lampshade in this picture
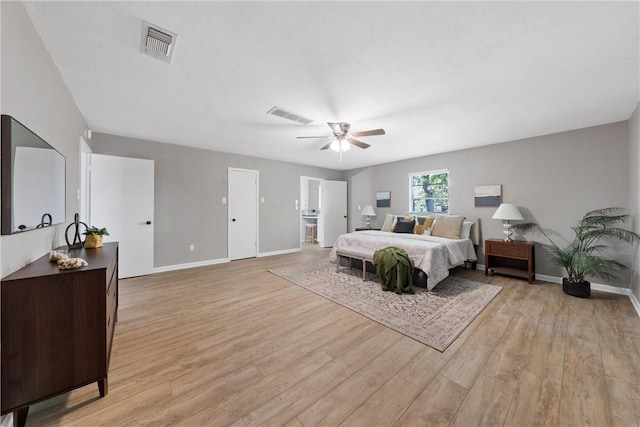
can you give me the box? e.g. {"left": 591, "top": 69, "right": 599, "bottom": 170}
{"left": 361, "top": 205, "right": 376, "bottom": 217}
{"left": 492, "top": 203, "right": 523, "bottom": 221}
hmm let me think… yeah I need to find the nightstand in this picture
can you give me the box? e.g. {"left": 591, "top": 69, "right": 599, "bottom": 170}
{"left": 484, "top": 239, "right": 535, "bottom": 283}
{"left": 355, "top": 227, "right": 381, "bottom": 231}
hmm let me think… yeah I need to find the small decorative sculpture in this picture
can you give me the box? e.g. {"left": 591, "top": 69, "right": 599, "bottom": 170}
{"left": 57, "top": 257, "right": 88, "bottom": 270}
{"left": 65, "top": 213, "right": 88, "bottom": 249}
{"left": 37, "top": 213, "right": 52, "bottom": 228}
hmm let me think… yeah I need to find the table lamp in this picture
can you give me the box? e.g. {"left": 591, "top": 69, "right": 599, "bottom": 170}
{"left": 492, "top": 203, "right": 523, "bottom": 242}
{"left": 361, "top": 205, "right": 376, "bottom": 229}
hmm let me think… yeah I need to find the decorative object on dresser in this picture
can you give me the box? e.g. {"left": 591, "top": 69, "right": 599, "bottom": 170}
{"left": 360, "top": 205, "right": 376, "bottom": 229}
{"left": 65, "top": 212, "right": 88, "bottom": 248}
{"left": 491, "top": 203, "right": 524, "bottom": 242}
{"left": 474, "top": 184, "right": 502, "bottom": 207}
{"left": 513, "top": 207, "right": 640, "bottom": 298}
{"left": 484, "top": 239, "right": 535, "bottom": 283}
{"left": 270, "top": 260, "right": 501, "bottom": 352}
{"left": 83, "top": 225, "right": 110, "bottom": 248}
{"left": 1, "top": 243, "right": 119, "bottom": 427}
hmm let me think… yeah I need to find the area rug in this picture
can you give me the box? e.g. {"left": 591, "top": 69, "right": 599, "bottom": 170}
{"left": 269, "top": 261, "right": 502, "bottom": 352}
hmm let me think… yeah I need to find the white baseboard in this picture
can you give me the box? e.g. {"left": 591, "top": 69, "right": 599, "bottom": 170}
{"left": 258, "top": 248, "right": 301, "bottom": 258}
{"left": 150, "top": 247, "right": 301, "bottom": 273}
{"left": 475, "top": 264, "right": 640, "bottom": 317}
{"left": 154, "top": 257, "right": 230, "bottom": 273}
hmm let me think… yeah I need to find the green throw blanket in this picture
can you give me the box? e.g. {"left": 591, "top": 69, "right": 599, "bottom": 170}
{"left": 373, "top": 247, "right": 414, "bottom": 294}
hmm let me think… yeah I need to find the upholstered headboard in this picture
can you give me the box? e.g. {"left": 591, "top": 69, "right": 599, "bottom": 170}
{"left": 461, "top": 215, "right": 481, "bottom": 246}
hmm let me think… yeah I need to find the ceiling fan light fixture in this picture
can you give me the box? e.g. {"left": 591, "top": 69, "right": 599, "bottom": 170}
{"left": 330, "top": 138, "right": 350, "bottom": 152}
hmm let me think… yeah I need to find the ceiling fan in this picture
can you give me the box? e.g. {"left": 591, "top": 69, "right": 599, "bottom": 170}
{"left": 297, "top": 122, "right": 385, "bottom": 160}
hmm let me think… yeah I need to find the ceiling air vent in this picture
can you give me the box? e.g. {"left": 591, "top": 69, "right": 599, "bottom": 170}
{"left": 267, "top": 107, "right": 313, "bottom": 125}
{"left": 141, "top": 21, "right": 177, "bottom": 63}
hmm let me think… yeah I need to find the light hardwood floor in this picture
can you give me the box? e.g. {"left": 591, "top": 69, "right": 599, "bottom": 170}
{"left": 26, "top": 246, "right": 640, "bottom": 426}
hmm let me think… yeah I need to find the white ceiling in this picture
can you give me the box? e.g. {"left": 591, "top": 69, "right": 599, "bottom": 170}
{"left": 23, "top": 1, "right": 639, "bottom": 171}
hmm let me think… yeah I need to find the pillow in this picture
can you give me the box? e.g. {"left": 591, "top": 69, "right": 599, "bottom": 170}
{"left": 391, "top": 215, "right": 413, "bottom": 231}
{"left": 380, "top": 214, "right": 395, "bottom": 232}
{"left": 394, "top": 220, "right": 415, "bottom": 233}
{"left": 422, "top": 216, "right": 436, "bottom": 230}
{"left": 414, "top": 224, "right": 424, "bottom": 234}
{"left": 431, "top": 215, "right": 465, "bottom": 239}
{"left": 460, "top": 220, "right": 474, "bottom": 240}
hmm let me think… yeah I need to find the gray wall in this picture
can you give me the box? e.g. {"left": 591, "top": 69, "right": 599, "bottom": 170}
{"left": 344, "top": 121, "right": 631, "bottom": 287}
{"left": 90, "top": 133, "right": 342, "bottom": 268}
{"left": 0, "top": 2, "right": 87, "bottom": 277}
{"left": 630, "top": 103, "right": 640, "bottom": 300}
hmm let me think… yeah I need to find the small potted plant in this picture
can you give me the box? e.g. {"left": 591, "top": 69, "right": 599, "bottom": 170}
{"left": 515, "top": 207, "right": 639, "bottom": 298}
{"left": 83, "top": 226, "right": 109, "bottom": 248}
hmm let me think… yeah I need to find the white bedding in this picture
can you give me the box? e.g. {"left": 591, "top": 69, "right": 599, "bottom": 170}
{"left": 329, "top": 230, "right": 477, "bottom": 290}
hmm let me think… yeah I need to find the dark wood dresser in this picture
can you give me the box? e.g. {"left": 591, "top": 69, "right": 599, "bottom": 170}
{"left": 1, "top": 242, "right": 118, "bottom": 427}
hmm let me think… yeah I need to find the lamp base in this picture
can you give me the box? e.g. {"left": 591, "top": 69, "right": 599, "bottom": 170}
{"left": 502, "top": 222, "right": 514, "bottom": 242}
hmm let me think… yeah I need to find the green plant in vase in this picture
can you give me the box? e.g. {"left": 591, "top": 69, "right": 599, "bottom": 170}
{"left": 514, "top": 207, "right": 639, "bottom": 298}
{"left": 83, "top": 226, "right": 110, "bottom": 248}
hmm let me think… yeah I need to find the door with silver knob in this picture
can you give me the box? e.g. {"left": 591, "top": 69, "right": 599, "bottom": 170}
{"left": 228, "top": 168, "right": 258, "bottom": 260}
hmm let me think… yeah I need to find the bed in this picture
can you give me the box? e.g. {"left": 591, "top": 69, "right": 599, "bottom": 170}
{"left": 329, "top": 215, "right": 480, "bottom": 290}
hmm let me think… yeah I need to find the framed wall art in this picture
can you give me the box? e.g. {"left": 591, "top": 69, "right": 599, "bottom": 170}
{"left": 474, "top": 185, "right": 502, "bottom": 207}
{"left": 376, "top": 191, "right": 391, "bottom": 208}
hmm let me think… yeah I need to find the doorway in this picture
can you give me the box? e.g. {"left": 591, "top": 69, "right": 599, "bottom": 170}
{"left": 228, "top": 168, "right": 259, "bottom": 260}
{"left": 300, "top": 176, "right": 323, "bottom": 247}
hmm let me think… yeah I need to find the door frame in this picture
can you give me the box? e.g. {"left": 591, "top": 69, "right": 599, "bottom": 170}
{"left": 228, "top": 167, "right": 260, "bottom": 260}
{"left": 79, "top": 137, "right": 92, "bottom": 225}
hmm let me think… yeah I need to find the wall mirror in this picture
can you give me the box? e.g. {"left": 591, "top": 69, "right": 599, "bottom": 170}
{"left": 1, "top": 115, "right": 66, "bottom": 235}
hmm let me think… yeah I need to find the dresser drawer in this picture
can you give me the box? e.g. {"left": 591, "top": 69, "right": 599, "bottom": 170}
{"left": 487, "top": 241, "right": 528, "bottom": 258}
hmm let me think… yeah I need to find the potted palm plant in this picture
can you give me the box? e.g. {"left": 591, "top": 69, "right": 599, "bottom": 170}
{"left": 515, "top": 207, "right": 639, "bottom": 298}
{"left": 83, "top": 226, "right": 109, "bottom": 248}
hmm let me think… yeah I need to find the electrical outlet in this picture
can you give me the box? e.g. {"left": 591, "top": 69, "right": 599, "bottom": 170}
{"left": 189, "top": 244, "right": 195, "bottom": 251}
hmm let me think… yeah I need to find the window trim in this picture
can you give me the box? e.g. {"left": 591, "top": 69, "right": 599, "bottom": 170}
{"left": 408, "top": 169, "right": 450, "bottom": 213}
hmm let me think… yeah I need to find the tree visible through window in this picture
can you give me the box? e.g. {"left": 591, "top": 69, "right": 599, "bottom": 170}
{"left": 409, "top": 170, "right": 449, "bottom": 213}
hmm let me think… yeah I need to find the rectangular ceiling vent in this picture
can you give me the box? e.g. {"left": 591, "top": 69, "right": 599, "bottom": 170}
{"left": 141, "top": 21, "right": 177, "bottom": 63}
{"left": 267, "top": 107, "right": 313, "bottom": 125}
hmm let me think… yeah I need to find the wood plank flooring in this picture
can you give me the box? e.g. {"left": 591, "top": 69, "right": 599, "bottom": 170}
{"left": 25, "top": 246, "right": 640, "bottom": 426}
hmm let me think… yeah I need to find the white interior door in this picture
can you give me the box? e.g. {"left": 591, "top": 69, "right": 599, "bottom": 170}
{"left": 229, "top": 168, "right": 258, "bottom": 260}
{"left": 91, "top": 154, "right": 154, "bottom": 278}
{"left": 320, "top": 180, "right": 347, "bottom": 248}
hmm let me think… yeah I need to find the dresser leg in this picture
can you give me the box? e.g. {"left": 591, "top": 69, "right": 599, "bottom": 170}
{"left": 98, "top": 378, "right": 108, "bottom": 397}
{"left": 13, "top": 407, "right": 29, "bottom": 427}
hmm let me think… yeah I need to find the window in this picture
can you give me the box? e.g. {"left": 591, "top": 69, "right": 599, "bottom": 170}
{"left": 409, "top": 169, "right": 449, "bottom": 213}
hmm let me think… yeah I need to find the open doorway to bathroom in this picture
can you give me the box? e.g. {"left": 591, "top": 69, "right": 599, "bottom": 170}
{"left": 300, "top": 176, "right": 323, "bottom": 249}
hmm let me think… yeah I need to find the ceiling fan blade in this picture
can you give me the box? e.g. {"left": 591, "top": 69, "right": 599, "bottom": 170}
{"left": 320, "top": 141, "right": 333, "bottom": 150}
{"left": 297, "top": 136, "right": 328, "bottom": 139}
{"left": 351, "top": 128, "right": 386, "bottom": 137}
{"left": 347, "top": 138, "right": 371, "bottom": 149}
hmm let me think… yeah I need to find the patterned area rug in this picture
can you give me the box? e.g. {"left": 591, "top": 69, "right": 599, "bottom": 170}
{"left": 269, "top": 261, "right": 502, "bottom": 352}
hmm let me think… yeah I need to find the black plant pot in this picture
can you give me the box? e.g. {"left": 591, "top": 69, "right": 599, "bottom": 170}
{"left": 562, "top": 278, "right": 590, "bottom": 298}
